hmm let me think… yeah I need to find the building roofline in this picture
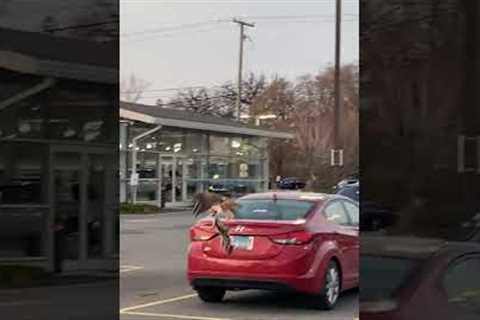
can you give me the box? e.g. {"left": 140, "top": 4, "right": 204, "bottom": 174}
{"left": 0, "top": 27, "right": 117, "bottom": 83}
{"left": 120, "top": 102, "right": 294, "bottom": 139}
{"left": 0, "top": 50, "right": 117, "bottom": 83}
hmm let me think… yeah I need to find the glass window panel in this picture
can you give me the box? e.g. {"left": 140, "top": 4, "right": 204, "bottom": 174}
{"left": 87, "top": 154, "right": 105, "bottom": 258}
{"left": 0, "top": 207, "right": 47, "bottom": 258}
{"left": 54, "top": 152, "right": 81, "bottom": 260}
{"left": 47, "top": 104, "right": 109, "bottom": 143}
{"left": 0, "top": 95, "right": 47, "bottom": 140}
{"left": 344, "top": 201, "right": 359, "bottom": 225}
{"left": 137, "top": 152, "right": 158, "bottom": 177}
{"left": 210, "top": 135, "right": 231, "bottom": 156}
{"left": 137, "top": 181, "right": 159, "bottom": 201}
{"left": 324, "top": 201, "right": 350, "bottom": 225}
{"left": 0, "top": 142, "right": 47, "bottom": 204}
{"left": 235, "top": 199, "right": 315, "bottom": 221}
{"left": 157, "top": 129, "right": 186, "bottom": 153}
{"left": 184, "top": 132, "right": 205, "bottom": 154}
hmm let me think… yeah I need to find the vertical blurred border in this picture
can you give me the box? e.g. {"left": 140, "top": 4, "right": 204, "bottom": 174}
{"left": 0, "top": 1, "right": 119, "bottom": 319}
{"left": 360, "top": 0, "right": 480, "bottom": 319}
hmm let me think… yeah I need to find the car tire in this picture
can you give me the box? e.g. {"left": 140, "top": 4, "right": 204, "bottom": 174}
{"left": 196, "top": 287, "right": 226, "bottom": 303}
{"left": 316, "top": 260, "right": 341, "bottom": 310}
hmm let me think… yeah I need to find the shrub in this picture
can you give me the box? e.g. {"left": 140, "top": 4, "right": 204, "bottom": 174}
{"left": 120, "top": 203, "right": 162, "bottom": 214}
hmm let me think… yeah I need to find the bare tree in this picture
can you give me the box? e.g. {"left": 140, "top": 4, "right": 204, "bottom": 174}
{"left": 120, "top": 74, "right": 151, "bottom": 103}
{"left": 163, "top": 66, "right": 359, "bottom": 192}
{"left": 218, "top": 73, "right": 267, "bottom": 116}
{"left": 256, "top": 65, "right": 359, "bottom": 191}
{"left": 250, "top": 77, "right": 295, "bottom": 121}
{"left": 166, "top": 73, "right": 267, "bottom": 119}
{"left": 167, "top": 88, "right": 220, "bottom": 115}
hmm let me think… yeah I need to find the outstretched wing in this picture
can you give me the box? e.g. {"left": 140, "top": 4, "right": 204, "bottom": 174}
{"left": 192, "top": 192, "right": 240, "bottom": 254}
{"left": 214, "top": 215, "right": 233, "bottom": 254}
{"left": 192, "top": 192, "right": 224, "bottom": 217}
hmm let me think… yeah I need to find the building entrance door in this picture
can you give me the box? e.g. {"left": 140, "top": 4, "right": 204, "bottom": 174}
{"left": 51, "top": 145, "right": 116, "bottom": 270}
{"left": 159, "top": 154, "right": 188, "bottom": 205}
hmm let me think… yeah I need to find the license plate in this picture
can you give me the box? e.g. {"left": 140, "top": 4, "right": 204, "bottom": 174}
{"left": 230, "top": 236, "right": 254, "bottom": 250}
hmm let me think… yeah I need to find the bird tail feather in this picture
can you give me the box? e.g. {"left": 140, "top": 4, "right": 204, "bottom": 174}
{"left": 192, "top": 200, "right": 201, "bottom": 217}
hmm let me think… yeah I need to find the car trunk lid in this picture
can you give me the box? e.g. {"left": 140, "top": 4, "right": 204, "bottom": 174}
{"left": 199, "top": 219, "right": 307, "bottom": 260}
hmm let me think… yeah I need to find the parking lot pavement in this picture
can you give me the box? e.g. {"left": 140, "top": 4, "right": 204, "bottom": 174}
{"left": 0, "top": 279, "right": 117, "bottom": 320}
{"left": 120, "top": 212, "right": 359, "bottom": 320}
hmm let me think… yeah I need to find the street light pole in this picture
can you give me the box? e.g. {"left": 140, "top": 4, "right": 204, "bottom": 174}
{"left": 332, "top": 0, "right": 343, "bottom": 166}
{"left": 233, "top": 18, "right": 254, "bottom": 121}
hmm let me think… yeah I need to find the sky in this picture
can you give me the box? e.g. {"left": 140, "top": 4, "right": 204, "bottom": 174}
{"left": 120, "top": 0, "right": 359, "bottom": 104}
{"left": 0, "top": 0, "right": 359, "bottom": 105}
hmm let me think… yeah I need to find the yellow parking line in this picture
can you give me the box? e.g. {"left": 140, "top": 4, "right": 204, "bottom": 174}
{"left": 122, "top": 311, "right": 231, "bottom": 320}
{"left": 120, "top": 293, "right": 198, "bottom": 313}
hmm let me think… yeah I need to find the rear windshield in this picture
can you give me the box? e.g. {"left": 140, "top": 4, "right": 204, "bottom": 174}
{"left": 234, "top": 199, "right": 314, "bottom": 221}
{"left": 360, "top": 256, "right": 421, "bottom": 301}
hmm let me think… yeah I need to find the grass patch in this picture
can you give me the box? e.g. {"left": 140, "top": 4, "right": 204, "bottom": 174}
{"left": 120, "top": 203, "right": 162, "bottom": 214}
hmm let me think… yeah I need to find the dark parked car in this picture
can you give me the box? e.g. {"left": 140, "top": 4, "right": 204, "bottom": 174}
{"left": 336, "top": 182, "right": 397, "bottom": 231}
{"left": 333, "top": 177, "right": 358, "bottom": 192}
{"left": 208, "top": 184, "right": 231, "bottom": 196}
{"left": 277, "top": 177, "right": 306, "bottom": 190}
{"left": 336, "top": 182, "right": 359, "bottom": 202}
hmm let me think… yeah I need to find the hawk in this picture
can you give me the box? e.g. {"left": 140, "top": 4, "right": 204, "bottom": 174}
{"left": 192, "top": 192, "right": 238, "bottom": 253}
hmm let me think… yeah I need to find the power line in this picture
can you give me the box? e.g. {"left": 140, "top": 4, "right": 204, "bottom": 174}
{"left": 121, "top": 19, "right": 229, "bottom": 37}
{"left": 121, "top": 19, "right": 357, "bottom": 43}
{"left": 243, "top": 14, "right": 357, "bottom": 20}
{"left": 121, "top": 15, "right": 358, "bottom": 38}
{"left": 121, "top": 25, "right": 226, "bottom": 43}
{"left": 256, "top": 18, "right": 357, "bottom": 24}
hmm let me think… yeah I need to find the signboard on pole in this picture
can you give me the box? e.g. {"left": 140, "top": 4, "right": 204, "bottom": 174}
{"left": 330, "top": 149, "right": 344, "bottom": 167}
{"left": 130, "top": 173, "right": 139, "bottom": 186}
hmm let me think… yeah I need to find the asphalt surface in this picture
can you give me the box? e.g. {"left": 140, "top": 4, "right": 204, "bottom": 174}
{"left": 120, "top": 212, "right": 358, "bottom": 320}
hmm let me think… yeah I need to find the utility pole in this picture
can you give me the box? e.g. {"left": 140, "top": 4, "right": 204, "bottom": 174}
{"left": 233, "top": 18, "right": 255, "bottom": 121}
{"left": 331, "top": 0, "right": 343, "bottom": 167}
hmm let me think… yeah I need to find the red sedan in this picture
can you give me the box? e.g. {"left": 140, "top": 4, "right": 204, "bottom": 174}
{"left": 187, "top": 192, "right": 359, "bottom": 309}
{"left": 361, "top": 236, "right": 480, "bottom": 320}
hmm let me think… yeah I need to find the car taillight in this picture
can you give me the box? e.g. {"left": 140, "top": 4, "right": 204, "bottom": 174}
{"left": 270, "top": 230, "right": 314, "bottom": 245}
{"left": 190, "top": 226, "right": 216, "bottom": 241}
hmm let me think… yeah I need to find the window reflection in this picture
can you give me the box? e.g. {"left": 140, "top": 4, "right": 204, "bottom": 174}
{"left": 0, "top": 142, "right": 46, "bottom": 204}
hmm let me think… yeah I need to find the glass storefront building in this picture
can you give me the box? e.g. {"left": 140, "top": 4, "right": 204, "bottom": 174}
{"left": 0, "top": 28, "right": 118, "bottom": 272}
{"left": 120, "top": 103, "right": 293, "bottom": 206}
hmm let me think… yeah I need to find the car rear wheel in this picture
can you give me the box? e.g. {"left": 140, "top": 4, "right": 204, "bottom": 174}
{"left": 196, "top": 287, "right": 226, "bottom": 303}
{"left": 316, "top": 260, "right": 341, "bottom": 310}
